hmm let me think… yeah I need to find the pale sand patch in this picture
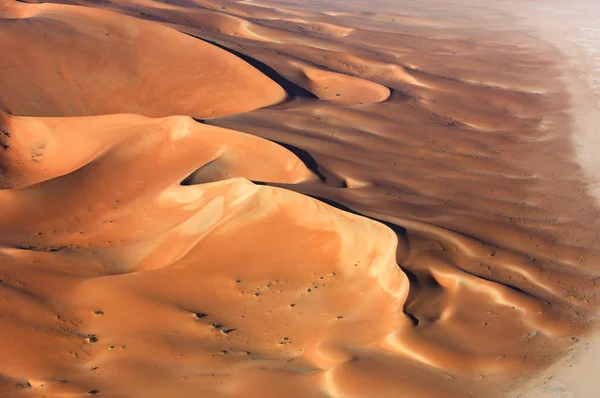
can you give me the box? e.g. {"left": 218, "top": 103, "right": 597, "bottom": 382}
{"left": 496, "top": 1, "right": 600, "bottom": 397}
{"left": 515, "top": 334, "right": 600, "bottom": 398}
{"left": 501, "top": 0, "right": 600, "bottom": 205}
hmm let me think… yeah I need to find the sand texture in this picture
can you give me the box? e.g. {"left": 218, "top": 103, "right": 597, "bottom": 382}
{"left": 0, "top": 0, "right": 599, "bottom": 397}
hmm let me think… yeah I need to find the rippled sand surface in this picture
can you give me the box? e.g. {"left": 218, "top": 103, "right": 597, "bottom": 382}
{"left": 1, "top": 0, "right": 599, "bottom": 397}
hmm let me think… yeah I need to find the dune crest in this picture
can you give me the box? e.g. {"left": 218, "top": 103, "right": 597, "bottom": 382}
{"left": 0, "top": 112, "right": 412, "bottom": 397}
{"left": 0, "top": 2, "right": 286, "bottom": 118}
{"left": 0, "top": 114, "right": 315, "bottom": 189}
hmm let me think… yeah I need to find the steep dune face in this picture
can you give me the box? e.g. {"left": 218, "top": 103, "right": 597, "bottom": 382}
{"left": 0, "top": 114, "right": 314, "bottom": 189}
{"left": 1, "top": 0, "right": 600, "bottom": 397}
{"left": 0, "top": 1, "right": 286, "bottom": 118}
{"left": 0, "top": 113, "right": 409, "bottom": 397}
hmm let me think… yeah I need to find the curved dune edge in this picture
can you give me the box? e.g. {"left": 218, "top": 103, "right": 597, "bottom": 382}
{"left": 0, "top": 114, "right": 316, "bottom": 189}
{"left": 0, "top": 113, "right": 412, "bottom": 397}
{"left": 0, "top": 1, "right": 286, "bottom": 118}
{"left": 288, "top": 60, "right": 391, "bottom": 105}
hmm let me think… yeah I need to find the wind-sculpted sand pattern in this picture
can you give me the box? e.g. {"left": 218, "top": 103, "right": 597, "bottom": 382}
{"left": 0, "top": 0, "right": 599, "bottom": 397}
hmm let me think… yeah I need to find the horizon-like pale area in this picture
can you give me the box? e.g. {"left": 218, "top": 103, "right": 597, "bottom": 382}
{"left": 502, "top": 0, "right": 600, "bottom": 208}
{"left": 495, "top": 1, "right": 600, "bottom": 396}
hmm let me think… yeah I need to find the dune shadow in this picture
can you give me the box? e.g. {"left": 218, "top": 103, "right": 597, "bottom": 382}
{"left": 185, "top": 33, "right": 317, "bottom": 99}
{"left": 270, "top": 140, "right": 352, "bottom": 188}
{"left": 271, "top": 140, "right": 326, "bottom": 182}
{"left": 306, "top": 194, "right": 408, "bottom": 237}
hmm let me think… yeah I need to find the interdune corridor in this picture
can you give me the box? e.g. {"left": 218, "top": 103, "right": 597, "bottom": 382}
{"left": 0, "top": 0, "right": 599, "bottom": 397}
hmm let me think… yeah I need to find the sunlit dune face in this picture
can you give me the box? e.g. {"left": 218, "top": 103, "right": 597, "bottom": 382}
{"left": 0, "top": 0, "right": 599, "bottom": 397}
{"left": 0, "top": 2, "right": 286, "bottom": 118}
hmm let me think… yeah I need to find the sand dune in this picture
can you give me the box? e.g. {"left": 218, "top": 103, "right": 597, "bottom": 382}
{"left": 0, "top": 1, "right": 285, "bottom": 118}
{"left": 288, "top": 60, "right": 391, "bottom": 105}
{"left": 0, "top": 114, "right": 314, "bottom": 189}
{"left": 0, "top": 112, "right": 410, "bottom": 397}
{"left": 1, "top": 0, "right": 599, "bottom": 397}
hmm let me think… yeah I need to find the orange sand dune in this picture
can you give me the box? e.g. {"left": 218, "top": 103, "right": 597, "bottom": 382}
{"left": 0, "top": 114, "right": 314, "bottom": 188}
{"left": 0, "top": 113, "right": 411, "bottom": 397}
{"left": 297, "top": 68, "right": 390, "bottom": 105}
{"left": 0, "top": 1, "right": 285, "bottom": 118}
{"left": 1, "top": 0, "right": 600, "bottom": 397}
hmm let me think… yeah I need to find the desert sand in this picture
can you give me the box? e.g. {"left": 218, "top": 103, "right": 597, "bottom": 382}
{"left": 493, "top": 1, "right": 600, "bottom": 397}
{"left": 1, "top": 0, "right": 599, "bottom": 397}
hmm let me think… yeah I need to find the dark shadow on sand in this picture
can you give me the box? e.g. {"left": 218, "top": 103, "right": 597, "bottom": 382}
{"left": 185, "top": 33, "right": 317, "bottom": 99}
{"left": 271, "top": 140, "right": 326, "bottom": 182}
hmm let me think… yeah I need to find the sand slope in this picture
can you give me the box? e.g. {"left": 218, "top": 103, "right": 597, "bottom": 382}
{"left": 1, "top": 0, "right": 599, "bottom": 397}
{"left": 0, "top": 113, "right": 412, "bottom": 397}
{"left": 0, "top": 113, "right": 314, "bottom": 189}
{"left": 0, "top": 1, "right": 286, "bottom": 118}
